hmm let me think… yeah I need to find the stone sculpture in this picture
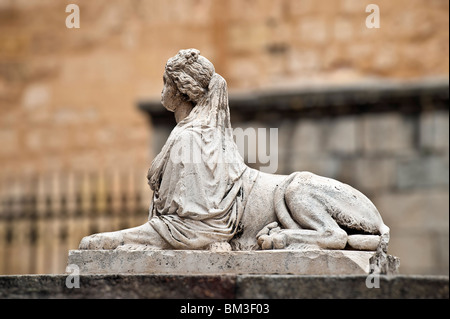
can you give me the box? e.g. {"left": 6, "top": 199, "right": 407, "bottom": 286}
{"left": 79, "top": 49, "right": 392, "bottom": 263}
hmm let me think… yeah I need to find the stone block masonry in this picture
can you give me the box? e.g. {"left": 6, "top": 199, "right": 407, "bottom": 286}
{"left": 1, "top": 0, "right": 449, "bottom": 177}
{"left": 290, "top": 112, "right": 449, "bottom": 275}
{"left": 0, "top": 0, "right": 448, "bottom": 276}
{"left": 140, "top": 80, "right": 449, "bottom": 275}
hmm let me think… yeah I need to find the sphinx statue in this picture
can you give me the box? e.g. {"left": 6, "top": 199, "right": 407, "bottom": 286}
{"left": 79, "top": 49, "right": 391, "bottom": 258}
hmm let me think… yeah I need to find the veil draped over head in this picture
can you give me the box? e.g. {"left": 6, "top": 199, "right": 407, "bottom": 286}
{"left": 147, "top": 72, "right": 251, "bottom": 249}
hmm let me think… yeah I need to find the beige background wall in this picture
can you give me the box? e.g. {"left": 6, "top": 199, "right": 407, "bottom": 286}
{"left": 0, "top": 0, "right": 448, "bottom": 275}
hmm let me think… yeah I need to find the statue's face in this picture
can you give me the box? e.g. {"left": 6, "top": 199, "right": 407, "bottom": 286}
{"left": 161, "top": 73, "right": 179, "bottom": 112}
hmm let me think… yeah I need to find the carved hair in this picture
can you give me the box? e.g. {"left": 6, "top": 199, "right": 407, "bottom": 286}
{"left": 164, "top": 49, "right": 215, "bottom": 103}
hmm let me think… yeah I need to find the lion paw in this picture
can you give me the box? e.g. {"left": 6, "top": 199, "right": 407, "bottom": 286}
{"left": 256, "top": 222, "right": 286, "bottom": 250}
{"left": 79, "top": 232, "right": 124, "bottom": 250}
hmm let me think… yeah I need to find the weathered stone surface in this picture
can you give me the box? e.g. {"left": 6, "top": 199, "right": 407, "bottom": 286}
{"left": 68, "top": 249, "right": 398, "bottom": 275}
{"left": 236, "top": 274, "right": 449, "bottom": 299}
{"left": 362, "top": 113, "right": 415, "bottom": 156}
{"left": 80, "top": 49, "right": 393, "bottom": 259}
{"left": 397, "top": 157, "right": 449, "bottom": 189}
{"left": 0, "top": 274, "right": 236, "bottom": 299}
{"left": 0, "top": 274, "right": 448, "bottom": 299}
{"left": 141, "top": 87, "right": 449, "bottom": 277}
{"left": 420, "top": 110, "right": 450, "bottom": 153}
{"left": 325, "top": 116, "right": 359, "bottom": 155}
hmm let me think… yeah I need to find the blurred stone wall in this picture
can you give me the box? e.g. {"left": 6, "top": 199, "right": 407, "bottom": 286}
{"left": 143, "top": 81, "right": 449, "bottom": 275}
{"left": 0, "top": 0, "right": 448, "bottom": 176}
{"left": 0, "top": 0, "right": 448, "bottom": 275}
{"left": 276, "top": 100, "right": 449, "bottom": 275}
{"left": 290, "top": 110, "right": 449, "bottom": 275}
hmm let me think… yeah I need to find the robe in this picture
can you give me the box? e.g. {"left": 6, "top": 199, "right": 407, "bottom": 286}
{"left": 147, "top": 73, "right": 253, "bottom": 249}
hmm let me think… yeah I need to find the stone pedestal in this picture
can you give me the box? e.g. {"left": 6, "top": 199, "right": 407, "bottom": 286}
{"left": 68, "top": 249, "right": 399, "bottom": 275}
{"left": 1, "top": 274, "right": 448, "bottom": 299}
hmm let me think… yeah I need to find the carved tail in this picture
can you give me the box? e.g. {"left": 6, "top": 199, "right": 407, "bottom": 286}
{"left": 370, "top": 223, "right": 400, "bottom": 274}
{"left": 378, "top": 224, "right": 390, "bottom": 254}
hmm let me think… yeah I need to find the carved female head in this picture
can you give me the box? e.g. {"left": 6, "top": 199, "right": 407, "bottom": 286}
{"left": 161, "top": 49, "right": 215, "bottom": 111}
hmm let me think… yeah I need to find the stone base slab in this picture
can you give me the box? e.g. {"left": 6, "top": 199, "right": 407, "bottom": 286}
{"left": 0, "top": 274, "right": 448, "bottom": 299}
{"left": 68, "top": 249, "right": 399, "bottom": 275}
